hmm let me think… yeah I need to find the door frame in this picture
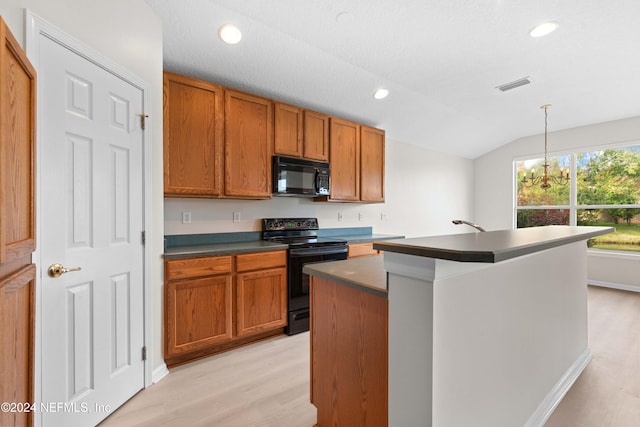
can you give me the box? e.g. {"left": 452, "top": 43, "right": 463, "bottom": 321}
{"left": 24, "top": 9, "right": 154, "bottom": 423}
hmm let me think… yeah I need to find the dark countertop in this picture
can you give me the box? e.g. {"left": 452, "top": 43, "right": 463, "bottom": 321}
{"left": 164, "top": 241, "right": 288, "bottom": 259}
{"left": 303, "top": 256, "right": 387, "bottom": 299}
{"left": 373, "top": 225, "right": 614, "bottom": 263}
{"left": 163, "top": 228, "right": 403, "bottom": 259}
{"left": 331, "top": 233, "right": 403, "bottom": 243}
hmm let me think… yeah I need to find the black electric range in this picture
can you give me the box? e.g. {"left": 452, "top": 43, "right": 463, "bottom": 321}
{"left": 262, "top": 218, "right": 348, "bottom": 335}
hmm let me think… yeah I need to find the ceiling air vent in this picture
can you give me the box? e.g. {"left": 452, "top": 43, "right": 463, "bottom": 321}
{"left": 496, "top": 77, "right": 532, "bottom": 92}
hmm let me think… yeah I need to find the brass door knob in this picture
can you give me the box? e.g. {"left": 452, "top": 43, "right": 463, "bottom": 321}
{"left": 48, "top": 263, "right": 82, "bottom": 278}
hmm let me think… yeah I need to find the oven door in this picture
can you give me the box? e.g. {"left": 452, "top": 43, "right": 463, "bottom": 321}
{"left": 287, "top": 245, "right": 348, "bottom": 334}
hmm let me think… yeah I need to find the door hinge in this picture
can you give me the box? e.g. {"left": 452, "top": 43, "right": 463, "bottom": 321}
{"left": 141, "top": 231, "right": 146, "bottom": 245}
{"left": 142, "top": 346, "right": 147, "bottom": 361}
{"left": 140, "top": 113, "right": 149, "bottom": 130}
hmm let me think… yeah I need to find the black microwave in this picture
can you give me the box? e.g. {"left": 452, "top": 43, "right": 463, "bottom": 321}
{"left": 272, "top": 156, "right": 330, "bottom": 197}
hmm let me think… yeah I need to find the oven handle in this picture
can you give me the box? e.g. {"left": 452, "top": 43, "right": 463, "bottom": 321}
{"left": 289, "top": 247, "right": 348, "bottom": 257}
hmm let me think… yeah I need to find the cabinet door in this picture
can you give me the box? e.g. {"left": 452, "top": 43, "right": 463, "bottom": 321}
{"left": 224, "top": 90, "right": 273, "bottom": 198}
{"left": 0, "top": 264, "right": 35, "bottom": 427}
{"left": 274, "top": 102, "right": 302, "bottom": 158}
{"left": 165, "top": 275, "right": 233, "bottom": 358}
{"left": 0, "top": 18, "right": 36, "bottom": 264}
{"left": 163, "top": 72, "right": 224, "bottom": 197}
{"left": 329, "top": 118, "right": 360, "bottom": 201}
{"left": 348, "top": 242, "right": 381, "bottom": 258}
{"left": 236, "top": 267, "right": 287, "bottom": 337}
{"left": 303, "top": 110, "right": 329, "bottom": 161}
{"left": 360, "top": 125, "right": 385, "bottom": 202}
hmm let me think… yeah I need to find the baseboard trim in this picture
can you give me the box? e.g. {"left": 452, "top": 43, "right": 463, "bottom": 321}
{"left": 152, "top": 363, "right": 170, "bottom": 384}
{"left": 524, "top": 347, "right": 593, "bottom": 427}
{"left": 589, "top": 280, "right": 640, "bottom": 293}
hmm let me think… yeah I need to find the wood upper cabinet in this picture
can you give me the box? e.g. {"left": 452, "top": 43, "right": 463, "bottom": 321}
{"left": 0, "top": 17, "right": 36, "bottom": 264}
{"left": 303, "top": 110, "right": 329, "bottom": 161}
{"left": 360, "top": 125, "right": 385, "bottom": 202}
{"left": 163, "top": 72, "right": 224, "bottom": 197}
{"left": 328, "top": 117, "right": 360, "bottom": 201}
{"left": 273, "top": 104, "right": 329, "bottom": 162}
{"left": 274, "top": 102, "right": 303, "bottom": 158}
{"left": 224, "top": 90, "right": 273, "bottom": 198}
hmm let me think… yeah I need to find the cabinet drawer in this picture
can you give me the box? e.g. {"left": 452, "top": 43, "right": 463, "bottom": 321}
{"left": 236, "top": 250, "right": 287, "bottom": 272}
{"left": 165, "top": 256, "right": 232, "bottom": 281}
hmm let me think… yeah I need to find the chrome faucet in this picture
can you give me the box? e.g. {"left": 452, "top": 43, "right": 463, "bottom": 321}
{"left": 452, "top": 219, "right": 486, "bottom": 232}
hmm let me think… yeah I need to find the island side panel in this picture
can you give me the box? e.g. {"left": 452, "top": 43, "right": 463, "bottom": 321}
{"left": 432, "top": 241, "right": 589, "bottom": 427}
{"left": 310, "top": 275, "right": 388, "bottom": 427}
{"left": 384, "top": 255, "right": 437, "bottom": 426}
{"left": 384, "top": 240, "right": 590, "bottom": 427}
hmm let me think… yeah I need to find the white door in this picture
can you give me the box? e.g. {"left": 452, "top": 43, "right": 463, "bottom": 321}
{"left": 38, "top": 34, "right": 145, "bottom": 427}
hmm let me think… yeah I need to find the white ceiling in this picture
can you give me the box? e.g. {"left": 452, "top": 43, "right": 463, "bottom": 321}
{"left": 146, "top": 0, "right": 640, "bottom": 159}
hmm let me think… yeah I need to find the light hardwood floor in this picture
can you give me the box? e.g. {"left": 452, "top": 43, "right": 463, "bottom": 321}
{"left": 545, "top": 286, "right": 640, "bottom": 426}
{"left": 99, "top": 333, "right": 316, "bottom": 427}
{"left": 100, "top": 286, "right": 639, "bottom": 427}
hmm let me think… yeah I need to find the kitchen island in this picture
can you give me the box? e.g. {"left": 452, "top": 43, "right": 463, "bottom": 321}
{"left": 305, "top": 225, "right": 613, "bottom": 427}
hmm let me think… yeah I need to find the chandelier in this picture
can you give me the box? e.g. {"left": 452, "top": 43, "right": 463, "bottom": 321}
{"left": 521, "top": 104, "right": 570, "bottom": 190}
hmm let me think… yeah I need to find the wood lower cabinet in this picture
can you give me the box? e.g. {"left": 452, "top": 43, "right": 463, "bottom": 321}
{"left": 165, "top": 274, "right": 233, "bottom": 358}
{"left": 310, "top": 275, "right": 388, "bottom": 427}
{"left": 236, "top": 251, "right": 287, "bottom": 337}
{"left": 237, "top": 268, "right": 287, "bottom": 336}
{"left": 348, "top": 242, "right": 381, "bottom": 258}
{"left": 163, "top": 72, "right": 224, "bottom": 197}
{"left": 0, "top": 263, "right": 35, "bottom": 427}
{"left": 0, "top": 17, "right": 36, "bottom": 426}
{"left": 164, "top": 250, "right": 287, "bottom": 367}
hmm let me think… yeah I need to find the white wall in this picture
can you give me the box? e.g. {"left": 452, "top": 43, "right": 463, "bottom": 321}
{"left": 0, "top": 0, "right": 166, "bottom": 377}
{"left": 164, "top": 138, "right": 475, "bottom": 239}
{"left": 474, "top": 116, "right": 640, "bottom": 290}
{"left": 1, "top": 0, "right": 475, "bottom": 385}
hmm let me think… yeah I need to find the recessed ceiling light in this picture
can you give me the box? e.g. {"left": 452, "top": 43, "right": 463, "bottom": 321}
{"left": 218, "top": 24, "right": 242, "bottom": 44}
{"left": 529, "top": 21, "right": 559, "bottom": 38}
{"left": 373, "top": 88, "right": 389, "bottom": 100}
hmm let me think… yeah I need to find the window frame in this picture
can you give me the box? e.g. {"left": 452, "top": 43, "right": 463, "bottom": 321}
{"left": 513, "top": 140, "right": 640, "bottom": 255}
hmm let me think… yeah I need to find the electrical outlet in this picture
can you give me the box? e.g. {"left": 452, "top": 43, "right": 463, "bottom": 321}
{"left": 337, "top": 212, "right": 343, "bottom": 222}
{"left": 381, "top": 213, "right": 388, "bottom": 221}
{"left": 233, "top": 211, "right": 241, "bottom": 223}
{"left": 358, "top": 212, "right": 364, "bottom": 221}
{"left": 182, "top": 211, "right": 191, "bottom": 224}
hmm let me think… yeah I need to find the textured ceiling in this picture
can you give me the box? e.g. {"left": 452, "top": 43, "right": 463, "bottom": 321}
{"left": 146, "top": 0, "right": 640, "bottom": 159}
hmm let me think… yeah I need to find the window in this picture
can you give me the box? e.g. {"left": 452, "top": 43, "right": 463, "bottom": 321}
{"left": 515, "top": 145, "right": 640, "bottom": 252}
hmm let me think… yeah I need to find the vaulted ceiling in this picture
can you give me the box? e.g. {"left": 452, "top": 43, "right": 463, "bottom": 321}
{"left": 146, "top": 0, "right": 640, "bottom": 159}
